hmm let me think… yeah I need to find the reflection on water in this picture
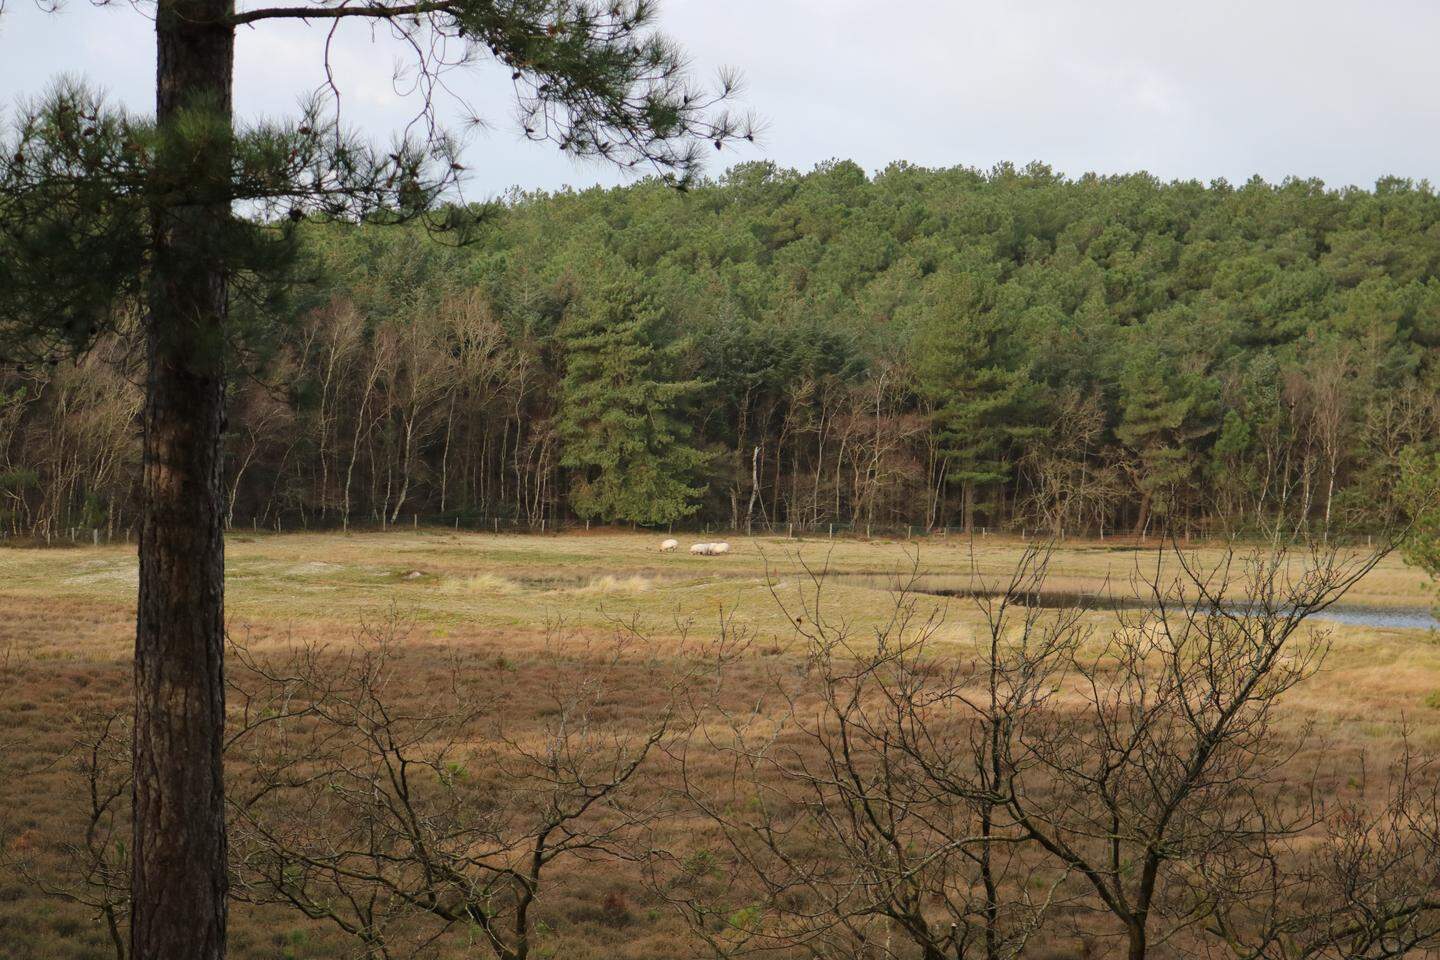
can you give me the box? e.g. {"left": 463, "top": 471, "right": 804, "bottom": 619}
{"left": 829, "top": 574, "right": 1439, "bottom": 632}
{"left": 1309, "top": 607, "right": 1439, "bottom": 630}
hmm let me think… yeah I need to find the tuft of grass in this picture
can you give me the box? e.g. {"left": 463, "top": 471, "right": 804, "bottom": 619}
{"left": 447, "top": 572, "right": 523, "bottom": 595}
{"left": 567, "top": 574, "right": 654, "bottom": 596}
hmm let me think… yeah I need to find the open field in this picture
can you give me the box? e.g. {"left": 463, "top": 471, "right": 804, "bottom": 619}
{"left": 1, "top": 530, "right": 1438, "bottom": 959}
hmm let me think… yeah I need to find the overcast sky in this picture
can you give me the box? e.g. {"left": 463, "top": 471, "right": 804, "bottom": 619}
{"left": 3, "top": 0, "right": 1438, "bottom": 196}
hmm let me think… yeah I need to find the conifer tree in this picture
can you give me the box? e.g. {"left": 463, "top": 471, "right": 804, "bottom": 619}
{"left": 911, "top": 265, "right": 1036, "bottom": 532}
{"left": 1116, "top": 314, "right": 1221, "bottom": 535}
{"left": 1399, "top": 448, "right": 1440, "bottom": 598}
{"left": 557, "top": 279, "right": 708, "bottom": 524}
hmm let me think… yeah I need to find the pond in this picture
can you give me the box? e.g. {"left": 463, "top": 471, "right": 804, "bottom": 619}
{"left": 828, "top": 574, "right": 1439, "bottom": 632}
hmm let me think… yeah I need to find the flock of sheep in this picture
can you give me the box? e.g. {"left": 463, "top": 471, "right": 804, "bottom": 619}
{"left": 659, "top": 538, "right": 730, "bottom": 556}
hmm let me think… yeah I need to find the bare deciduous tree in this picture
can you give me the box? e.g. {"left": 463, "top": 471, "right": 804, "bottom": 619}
{"left": 996, "top": 545, "right": 1365, "bottom": 958}
{"left": 1203, "top": 742, "right": 1440, "bottom": 960}
{"left": 664, "top": 548, "right": 1082, "bottom": 960}
{"left": 227, "top": 616, "right": 723, "bottom": 960}
{"left": 1, "top": 713, "right": 132, "bottom": 960}
{"left": 1021, "top": 388, "right": 1123, "bottom": 539}
{"left": 668, "top": 541, "right": 1434, "bottom": 960}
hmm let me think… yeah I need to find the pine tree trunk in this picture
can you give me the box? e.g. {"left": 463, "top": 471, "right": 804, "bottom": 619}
{"left": 1132, "top": 489, "right": 1151, "bottom": 538}
{"left": 133, "top": 1, "right": 234, "bottom": 957}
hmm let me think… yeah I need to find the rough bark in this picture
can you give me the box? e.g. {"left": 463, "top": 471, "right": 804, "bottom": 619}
{"left": 132, "top": 0, "right": 234, "bottom": 956}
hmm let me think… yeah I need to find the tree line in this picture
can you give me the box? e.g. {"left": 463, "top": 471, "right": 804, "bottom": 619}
{"left": 5, "top": 160, "right": 1440, "bottom": 538}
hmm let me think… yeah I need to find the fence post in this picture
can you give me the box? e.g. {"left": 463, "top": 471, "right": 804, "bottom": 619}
{"left": 92, "top": 528, "right": 99, "bottom": 546}
{"left": 906, "top": 525, "right": 912, "bottom": 540}
{"left": 413, "top": 513, "right": 418, "bottom": 529}
{"left": 828, "top": 523, "right": 833, "bottom": 540}
{"left": 494, "top": 518, "right": 499, "bottom": 534}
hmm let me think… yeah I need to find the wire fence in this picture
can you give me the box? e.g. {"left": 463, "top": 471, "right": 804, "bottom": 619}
{"left": 229, "top": 513, "right": 1092, "bottom": 541}
{"left": 225, "top": 513, "right": 1386, "bottom": 547}
{"left": 2, "top": 513, "right": 1389, "bottom": 550}
{"left": 229, "top": 514, "right": 972, "bottom": 540}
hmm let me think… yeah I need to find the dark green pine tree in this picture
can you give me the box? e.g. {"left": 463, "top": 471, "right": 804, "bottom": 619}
{"left": 558, "top": 281, "right": 708, "bottom": 524}
{"left": 911, "top": 265, "right": 1037, "bottom": 532}
{"left": 1399, "top": 447, "right": 1440, "bottom": 601}
{"left": 1115, "top": 309, "right": 1221, "bottom": 535}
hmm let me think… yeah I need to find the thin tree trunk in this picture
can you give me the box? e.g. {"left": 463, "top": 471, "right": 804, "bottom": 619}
{"left": 439, "top": 392, "right": 455, "bottom": 513}
{"left": 811, "top": 400, "right": 827, "bottom": 525}
{"left": 1323, "top": 451, "right": 1337, "bottom": 538}
{"left": 746, "top": 443, "right": 761, "bottom": 532}
{"left": 390, "top": 415, "right": 414, "bottom": 524}
{"left": 133, "top": 0, "right": 233, "bottom": 956}
{"left": 343, "top": 355, "right": 380, "bottom": 530}
{"left": 226, "top": 439, "right": 258, "bottom": 529}
{"left": 1299, "top": 451, "right": 1313, "bottom": 527}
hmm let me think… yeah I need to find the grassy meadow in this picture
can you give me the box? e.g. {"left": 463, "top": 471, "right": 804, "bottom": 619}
{"left": 1, "top": 530, "right": 1437, "bottom": 959}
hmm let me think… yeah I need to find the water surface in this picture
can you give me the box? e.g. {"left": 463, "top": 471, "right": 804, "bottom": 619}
{"left": 828, "top": 573, "right": 1439, "bottom": 632}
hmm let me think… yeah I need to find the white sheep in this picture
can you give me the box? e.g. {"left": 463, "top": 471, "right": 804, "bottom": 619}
{"left": 712, "top": 541, "right": 731, "bottom": 554}
{"left": 689, "top": 541, "right": 731, "bottom": 556}
{"left": 659, "top": 538, "right": 679, "bottom": 552}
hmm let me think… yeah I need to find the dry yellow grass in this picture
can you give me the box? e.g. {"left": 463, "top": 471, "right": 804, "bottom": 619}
{"left": 0, "top": 529, "right": 1435, "bottom": 958}
{"left": 2, "top": 528, "right": 1428, "bottom": 641}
